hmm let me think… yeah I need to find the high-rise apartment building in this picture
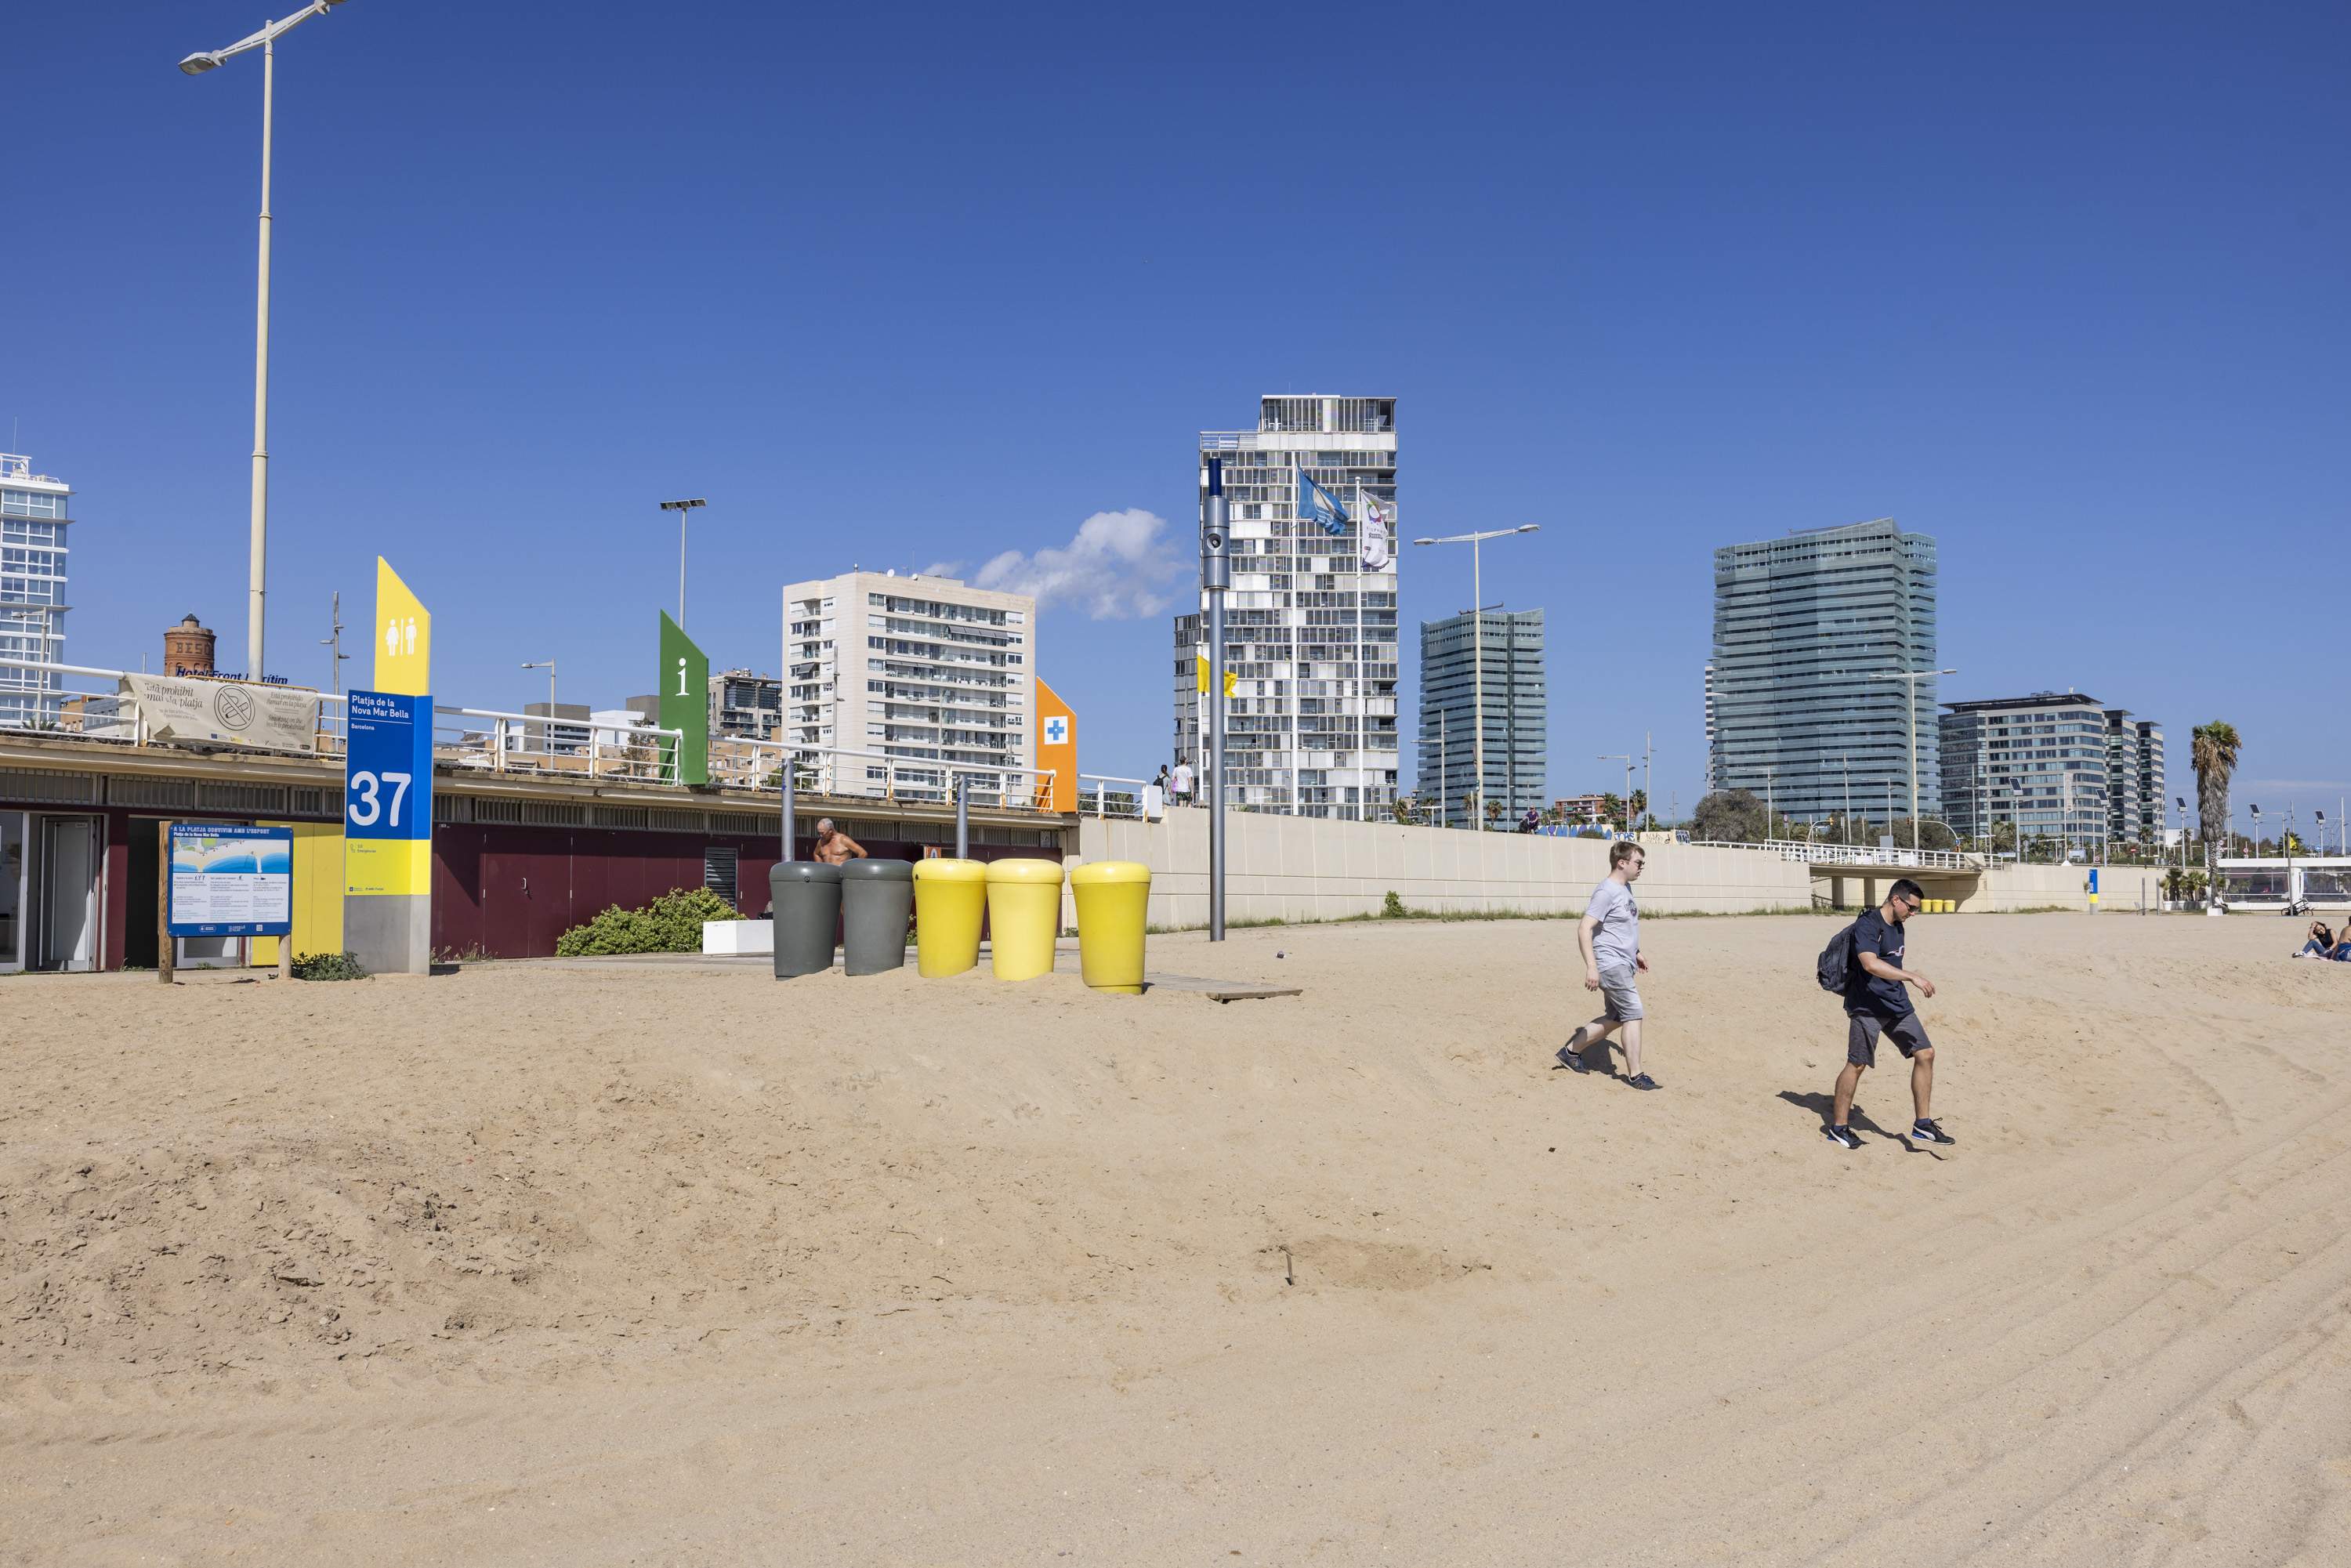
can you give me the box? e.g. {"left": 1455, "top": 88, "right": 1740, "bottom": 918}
{"left": 1709, "top": 519, "right": 1940, "bottom": 825}
{"left": 1939, "top": 691, "right": 2116, "bottom": 858}
{"left": 710, "top": 668, "right": 783, "bottom": 741}
{"left": 781, "top": 570, "right": 1034, "bottom": 802}
{"left": 1418, "top": 607, "right": 1545, "bottom": 828}
{"left": 0, "top": 454, "right": 71, "bottom": 726}
{"left": 1701, "top": 661, "right": 1717, "bottom": 794}
{"left": 2105, "top": 708, "right": 2165, "bottom": 848}
{"left": 1175, "top": 396, "right": 1398, "bottom": 818}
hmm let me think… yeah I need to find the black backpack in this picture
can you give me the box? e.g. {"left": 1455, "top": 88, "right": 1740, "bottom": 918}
{"left": 1816, "top": 921, "right": 1859, "bottom": 993}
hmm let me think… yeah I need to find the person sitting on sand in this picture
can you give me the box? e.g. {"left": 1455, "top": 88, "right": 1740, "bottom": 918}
{"left": 2296, "top": 919, "right": 2336, "bottom": 958}
{"left": 812, "top": 819, "right": 867, "bottom": 866}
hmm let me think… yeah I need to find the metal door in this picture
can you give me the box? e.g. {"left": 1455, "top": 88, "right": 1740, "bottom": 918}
{"left": 37, "top": 815, "right": 97, "bottom": 972}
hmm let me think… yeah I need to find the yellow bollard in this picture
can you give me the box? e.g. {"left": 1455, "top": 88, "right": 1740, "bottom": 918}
{"left": 911, "top": 858, "right": 987, "bottom": 977}
{"left": 1069, "top": 860, "right": 1151, "bottom": 994}
{"left": 984, "top": 858, "right": 1065, "bottom": 981}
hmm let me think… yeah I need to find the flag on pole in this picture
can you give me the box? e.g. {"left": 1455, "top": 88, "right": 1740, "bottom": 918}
{"left": 1358, "top": 494, "right": 1394, "bottom": 571}
{"left": 1196, "top": 656, "right": 1238, "bottom": 697}
{"left": 1297, "top": 471, "right": 1350, "bottom": 535}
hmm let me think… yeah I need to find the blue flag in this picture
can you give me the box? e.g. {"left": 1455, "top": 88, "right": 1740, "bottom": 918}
{"left": 1297, "top": 471, "right": 1350, "bottom": 536}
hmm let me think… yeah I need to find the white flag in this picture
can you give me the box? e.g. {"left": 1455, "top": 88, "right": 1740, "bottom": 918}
{"left": 1358, "top": 495, "right": 1394, "bottom": 571}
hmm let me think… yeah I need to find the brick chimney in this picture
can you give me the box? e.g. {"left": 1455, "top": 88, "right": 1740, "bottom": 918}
{"left": 165, "top": 614, "right": 216, "bottom": 677}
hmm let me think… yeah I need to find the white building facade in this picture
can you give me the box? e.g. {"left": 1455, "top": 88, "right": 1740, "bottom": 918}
{"left": 1174, "top": 396, "right": 1399, "bottom": 818}
{"left": 0, "top": 454, "right": 71, "bottom": 727}
{"left": 781, "top": 570, "right": 1035, "bottom": 802}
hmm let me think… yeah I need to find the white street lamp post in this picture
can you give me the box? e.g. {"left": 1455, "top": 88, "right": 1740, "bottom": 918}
{"left": 521, "top": 659, "right": 556, "bottom": 753}
{"left": 179, "top": 0, "right": 354, "bottom": 685}
{"left": 1599, "top": 753, "right": 1632, "bottom": 835}
{"left": 1414, "top": 525, "right": 1538, "bottom": 831}
{"left": 660, "top": 498, "right": 707, "bottom": 628}
{"left": 1864, "top": 665, "right": 1957, "bottom": 852}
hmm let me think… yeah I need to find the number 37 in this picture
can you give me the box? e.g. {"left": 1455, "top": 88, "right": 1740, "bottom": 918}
{"left": 348, "top": 770, "right": 411, "bottom": 828}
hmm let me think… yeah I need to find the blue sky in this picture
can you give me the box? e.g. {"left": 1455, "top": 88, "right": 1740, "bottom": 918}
{"left": 9, "top": 2, "right": 2346, "bottom": 832}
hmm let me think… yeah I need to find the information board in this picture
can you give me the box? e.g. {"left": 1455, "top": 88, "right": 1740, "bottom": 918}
{"left": 168, "top": 824, "right": 293, "bottom": 936}
{"left": 344, "top": 689, "right": 435, "bottom": 896}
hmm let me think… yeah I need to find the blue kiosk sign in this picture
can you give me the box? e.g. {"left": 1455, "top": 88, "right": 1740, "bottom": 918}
{"left": 168, "top": 823, "right": 293, "bottom": 937}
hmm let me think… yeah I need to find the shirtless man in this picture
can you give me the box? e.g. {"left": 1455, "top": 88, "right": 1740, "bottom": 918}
{"left": 812, "top": 818, "right": 867, "bottom": 865}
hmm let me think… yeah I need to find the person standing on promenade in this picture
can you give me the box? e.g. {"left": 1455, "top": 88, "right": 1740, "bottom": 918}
{"left": 1824, "top": 877, "right": 1954, "bottom": 1149}
{"left": 1170, "top": 756, "right": 1194, "bottom": 806}
{"left": 1559, "top": 841, "right": 1660, "bottom": 1089}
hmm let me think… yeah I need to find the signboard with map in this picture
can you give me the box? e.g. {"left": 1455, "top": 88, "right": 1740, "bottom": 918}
{"left": 168, "top": 824, "right": 293, "bottom": 937}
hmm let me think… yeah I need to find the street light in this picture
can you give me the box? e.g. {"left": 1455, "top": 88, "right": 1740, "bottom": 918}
{"left": 521, "top": 659, "right": 556, "bottom": 754}
{"left": 1862, "top": 665, "right": 1957, "bottom": 853}
{"left": 661, "top": 498, "right": 707, "bottom": 628}
{"left": 177, "top": 0, "right": 354, "bottom": 685}
{"left": 1414, "top": 524, "right": 1538, "bottom": 831}
{"left": 1599, "top": 753, "right": 1632, "bottom": 835}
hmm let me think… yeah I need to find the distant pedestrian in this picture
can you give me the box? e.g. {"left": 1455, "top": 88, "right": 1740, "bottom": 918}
{"left": 1822, "top": 877, "right": 1953, "bottom": 1149}
{"left": 1559, "top": 841, "right": 1659, "bottom": 1089}
{"left": 1170, "top": 757, "right": 1194, "bottom": 806}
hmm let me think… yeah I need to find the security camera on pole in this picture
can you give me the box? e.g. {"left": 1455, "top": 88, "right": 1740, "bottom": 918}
{"left": 1202, "top": 459, "right": 1231, "bottom": 940}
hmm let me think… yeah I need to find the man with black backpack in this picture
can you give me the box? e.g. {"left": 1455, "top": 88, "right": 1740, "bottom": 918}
{"left": 1820, "top": 878, "right": 1954, "bottom": 1149}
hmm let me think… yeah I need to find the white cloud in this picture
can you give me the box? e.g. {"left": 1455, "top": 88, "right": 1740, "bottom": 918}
{"left": 970, "top": 508, "right": 1185, "bottom": 620}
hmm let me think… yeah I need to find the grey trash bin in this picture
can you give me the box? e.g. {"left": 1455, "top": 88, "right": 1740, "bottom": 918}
{"left": 841, "top": 859, "right": 915, "bottom": 976}
{"left": 770, "top": 861, "right": 842, "bottom": 979}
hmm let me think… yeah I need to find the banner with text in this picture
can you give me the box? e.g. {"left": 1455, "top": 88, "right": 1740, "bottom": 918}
{"left": 168, "top": 824, "right": 292, "bottom": 936}
{"left": 119, "top": 673, "right": 318, "bottom": 753}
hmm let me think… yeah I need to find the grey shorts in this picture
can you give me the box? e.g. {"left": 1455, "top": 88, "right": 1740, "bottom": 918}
{"left": 1847, "top": 1009, "right": 1932, "bottom": 1069}
{"left": 1596, "top": 963, "right": 1643, "bottom": 1023}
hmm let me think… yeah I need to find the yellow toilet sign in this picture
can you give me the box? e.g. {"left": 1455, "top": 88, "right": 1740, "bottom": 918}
{"left": 374, "top": 557, "right": 431, "bottom": 695}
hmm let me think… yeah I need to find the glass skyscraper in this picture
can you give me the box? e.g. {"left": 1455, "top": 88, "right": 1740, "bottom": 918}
{"left": 1417, "top": 608, "right": 1545, "bottom": 829}
{"left": 1709, "top": 518, "right": 1940, "bottom": 827}
{"left": 1175, "top": 397, "right": 1398, "bottom": 818}
{"left": 0, "top": 454, "right": 71, "bottom": 727}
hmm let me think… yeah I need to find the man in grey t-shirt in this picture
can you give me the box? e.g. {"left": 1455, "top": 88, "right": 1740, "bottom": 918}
{"left": 1559, "top": 840, "right": 1660, "bottom": 1089}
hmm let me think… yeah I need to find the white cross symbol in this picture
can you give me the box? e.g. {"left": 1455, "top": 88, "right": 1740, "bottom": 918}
{"left": 1045, "top": 717, "right": 1067, "bottom": 744}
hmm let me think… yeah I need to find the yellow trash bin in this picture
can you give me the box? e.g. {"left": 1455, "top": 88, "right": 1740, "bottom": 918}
{"left": 912, "top": 858, "right": 988, "bottom": 977}
{"left": 1068, "top": 860, "right": 1150, "bottom": 994}
{"left": 984, "top": 858, "right": 1065, "bottom": 982}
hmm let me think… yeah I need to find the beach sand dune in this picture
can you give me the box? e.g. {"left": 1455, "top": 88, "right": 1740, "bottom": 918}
{"left": 5, "top": 914, "right": 2348, "bottom": 1565}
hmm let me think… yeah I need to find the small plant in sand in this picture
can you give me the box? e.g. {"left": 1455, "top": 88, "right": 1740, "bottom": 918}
{"left": 292, "top": 951, "right": 368, "bottom": 982}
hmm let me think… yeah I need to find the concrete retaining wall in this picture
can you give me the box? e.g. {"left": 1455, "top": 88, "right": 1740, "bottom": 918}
{"left": 1968, "top": 863, "right": 2167, "bottom": 913}
{"left": 1069, "top": 809, "right": 1816, "bottom": 928}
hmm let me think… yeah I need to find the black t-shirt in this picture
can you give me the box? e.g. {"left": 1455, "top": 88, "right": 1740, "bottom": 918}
{"left": 1845, "top": 907, "right": 1914, "bottom": 1016}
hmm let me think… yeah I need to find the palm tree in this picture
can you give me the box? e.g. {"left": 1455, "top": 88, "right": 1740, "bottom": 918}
{"left": 2190, "top": 721, "right": 2241, "bottom": 861}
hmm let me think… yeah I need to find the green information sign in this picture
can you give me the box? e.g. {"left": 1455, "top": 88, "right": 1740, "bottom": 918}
{"left": 658, "top": 610, "right": 710, "bottom": 785}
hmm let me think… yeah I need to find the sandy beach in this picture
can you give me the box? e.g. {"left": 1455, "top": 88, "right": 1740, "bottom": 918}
{"left": 5, "top": 911, "right": 2348, "bottom": 1566}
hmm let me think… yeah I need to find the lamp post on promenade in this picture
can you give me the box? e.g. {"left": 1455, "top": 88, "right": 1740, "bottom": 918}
{"left": 1414, "top": 525, "right": 1538, "bottom": 831}
{"left": 178, "top": 0, "right": 357, "bottom": 684}
{"left": 1599, "top": 753, "right": 1632, "bottom": 835}
{"left": 1864, "top": 665, "right": 1957, "bottom": 853}
{"left": 660, "top": 498, "right": 707, "bottom": 628}
{"left": 521, "top": 659, "right": 556, "bottom": 752}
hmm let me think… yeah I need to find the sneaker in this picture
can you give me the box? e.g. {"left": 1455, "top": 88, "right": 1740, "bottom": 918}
{"left": 1909, "top": 1118, "right": 1956, "bottom": 1146}
{"left": 1556, "top": 1030, "right": 1591, "bottom": 1074}
{"left": 1823, "top": 1124, "right": 1861, "bottom": 1150}
{"left": 1625, "top": 1073, "right": 1661, "bottom": 1091}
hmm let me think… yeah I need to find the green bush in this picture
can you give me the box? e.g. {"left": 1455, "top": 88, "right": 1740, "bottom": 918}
{"left": 1381, "top": 890, "right": 1406, "bottom": 919}
{"left": 293, "top": 950, "right": 368, "bottom": 982}
{"left": 555, "top": 886, "right": 741, "bottom": 957}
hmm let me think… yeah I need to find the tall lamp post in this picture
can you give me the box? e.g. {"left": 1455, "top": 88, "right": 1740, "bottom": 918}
{"left": 179, "top": 0, "right": 356, "bottom": 685}
{"left": 1599, "top": 753, "right": 1632, "bottom": 835}
{"left": 660, "top": 498, "right": 707, "bottom": 628}
{"left": 1413, "top": 524, "right": 1538, "bottom": 831}
{"left": 521, "top": 659, "right": 556, "bottom": 752}
{"left": 1863, "top": 665, "right": 1957, "bottom": 852}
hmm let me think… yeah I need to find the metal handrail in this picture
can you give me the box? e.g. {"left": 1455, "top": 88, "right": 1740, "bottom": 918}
{"left": 1685, "top": 838, "right": 1983, "bottom": 871}
{"left": 1078, "top": 773, "right": 1150, "bottom": 820}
